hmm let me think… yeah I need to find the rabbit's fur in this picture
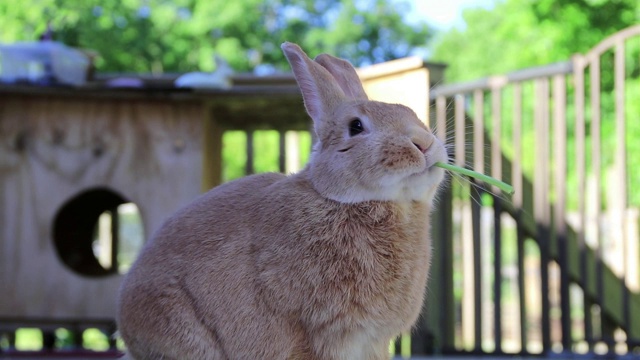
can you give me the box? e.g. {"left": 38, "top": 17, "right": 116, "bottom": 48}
{"left": 117, "top": 43, "right": 447, "bottom": 360}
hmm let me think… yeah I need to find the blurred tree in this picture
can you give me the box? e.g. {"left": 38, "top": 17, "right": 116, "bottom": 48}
{"left": 0, "top": 0, "right": 432, "bottom": 73}
{"left": 431, "top": 0, "right": 640, "bottom": 82}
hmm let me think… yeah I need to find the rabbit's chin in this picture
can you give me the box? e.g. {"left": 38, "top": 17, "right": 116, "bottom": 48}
{"left": 384, "top": 165, "right": 446, "bottom": 203}
{"left": 321, "top": 165, "right": 446, "bottom": 204}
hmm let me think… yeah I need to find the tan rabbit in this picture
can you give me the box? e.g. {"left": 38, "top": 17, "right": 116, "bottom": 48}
{"left": 117, "top": 42, "right": 447, "bottom": 360}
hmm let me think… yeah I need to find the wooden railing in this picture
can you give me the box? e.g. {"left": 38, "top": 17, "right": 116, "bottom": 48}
{"left": 417, "top": 24, "right": 640, "bottom": 356}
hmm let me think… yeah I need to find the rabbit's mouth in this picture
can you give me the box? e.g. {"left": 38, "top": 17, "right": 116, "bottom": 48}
{"left": 424, "top": 139, "right": 448, "bottom": 170}
{"left": 399, "top": 159, "right": 446, "bottom": 203}
{"left": 411, "top": 163, "right": 439, "bottom": 178}
{"left": 404, "top": 143, "right": 446, "bottom": 178}
{"left": 424, "top": 156, "right": 441, "bottom": 171}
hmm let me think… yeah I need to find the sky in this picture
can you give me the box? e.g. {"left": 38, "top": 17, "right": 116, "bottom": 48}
{"left": 403, "top": 0, "right": 497, "bottom": 58}
{"left": 408, "top": 0, "right": 496, "bottom": 31}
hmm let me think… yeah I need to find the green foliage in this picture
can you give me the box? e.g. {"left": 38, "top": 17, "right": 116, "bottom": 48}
{"left": 15, "top": 328, "right": 42, "bottom": 350}
{"left": 222, "top": 131, "right": 248, "bottom": 182}
{"left": 222, "top": 130, "right": 312, "bottom": 182}
{"left": 0, "top": 0, "right": 432, "bottom": 73}
{"left": 253, "top": 130, "right": 281, "bottom": 174}
{"left": 116, "top": 204, "right": 145, "bottom": 273}
{"left": 54, "top": 328, "right": 74, "bottom": 349}
{"left": 83, "top": 328, "right": 109, "bottom": 351}
{"left": 432, "top": 0, "right": 640, "bottom": 82}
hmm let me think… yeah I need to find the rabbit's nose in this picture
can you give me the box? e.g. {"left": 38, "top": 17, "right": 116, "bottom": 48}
{"left": 412, "top": 135, "right": 433, "bottom": 154}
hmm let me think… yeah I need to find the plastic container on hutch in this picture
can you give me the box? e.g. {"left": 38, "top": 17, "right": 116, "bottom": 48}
{"left": 0, "top": 41, "right": 90, "bottom": 86}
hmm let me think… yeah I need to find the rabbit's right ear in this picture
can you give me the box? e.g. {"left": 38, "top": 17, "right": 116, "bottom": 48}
{"left": 281, "top": 42, "right": 346, "bottom": 127}
{"left": 314, "top": 54, "right": 368, "bottom": 101}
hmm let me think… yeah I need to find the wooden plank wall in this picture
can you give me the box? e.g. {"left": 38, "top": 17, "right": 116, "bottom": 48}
{"left": 0, "top": 95, "right": 204, "bottom": 319}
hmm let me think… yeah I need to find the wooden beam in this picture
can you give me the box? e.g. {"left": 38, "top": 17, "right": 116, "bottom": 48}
{"left": 201, "top": 104, "right": 223, "bottom": 191}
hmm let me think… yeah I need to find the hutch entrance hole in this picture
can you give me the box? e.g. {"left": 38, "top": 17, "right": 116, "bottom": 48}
{"left": 53, "top": 188, "right": 144, "bottom": 277}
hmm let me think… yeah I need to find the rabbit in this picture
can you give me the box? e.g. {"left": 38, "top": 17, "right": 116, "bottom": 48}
{"left": 116, "top": 42, "right": 448, "bottom": 360}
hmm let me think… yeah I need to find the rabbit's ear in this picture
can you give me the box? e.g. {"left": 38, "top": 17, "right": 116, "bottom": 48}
{"left": 281, "top": 42, "right": 345, "bottom": 124}
{"left": 314, "top": 54, "right": 368, "bottom": 101}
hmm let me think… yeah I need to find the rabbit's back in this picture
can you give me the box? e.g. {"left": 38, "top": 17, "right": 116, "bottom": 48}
{"left": 118, "top": 172, "right": 311, "bottom": 359}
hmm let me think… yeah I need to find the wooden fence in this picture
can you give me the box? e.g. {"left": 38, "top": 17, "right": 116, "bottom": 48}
{"left": 419, "top": 24, "right": 640, "bottom": 356}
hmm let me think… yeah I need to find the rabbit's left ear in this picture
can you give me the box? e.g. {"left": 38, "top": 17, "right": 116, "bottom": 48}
{"left": 281, "top": 42, "right": 345, "bottom": 125}
{"left": 314, "top": 54, "right": 368, "bottom": 101}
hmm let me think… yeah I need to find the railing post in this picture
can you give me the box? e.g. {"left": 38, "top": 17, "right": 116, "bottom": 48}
{"left": 426, "top": 184, "right": 455, "bottom": 353}
{"left": 42, "top": 330, "right": 55, "bottom": 350}
{"left": 471, "top": 187, "right": 484, "bottom": 353}
{"left": 493, "top": 197, "right": 503, "bottom": 353}
{"left": 472, "top": 89, "right": 485, "bottom": 353}
{"left": 201, "top": 105, "right": 224, "bottom": 191}
{"left": 420, "top": 96, "right": 455, "bottom": 353}
{"left": 416, "top": 184, "right": 454, "bottom": 355}
{"left": 488, "top": 82, "right": 504, "bottom": 353}
{"left": 614, "top": 39, "right": 630, "bottom": 343}
{"left": 5, "top": 330, "right": 16, "bottom": 350}
{"left": 72, "top": 328, "right": 83, "bottom": 349}
{"left": 573, "top": 53, "right": 593, "bottom": 349}
{"left": 278, "top": 130, "right": 286, "bottom": 173}
{"left": 552, "top": 73, "right": 571, "bottom": 352}
{"left": 533, "top": 77, "right": 552, "bottom": 353}
{"left": 245, "top": 130, "right": 254, "bottom": 175}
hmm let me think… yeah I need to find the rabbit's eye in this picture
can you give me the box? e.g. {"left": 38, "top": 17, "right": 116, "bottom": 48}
{"left": 349, "top": 118, "right": 364, "bottom": 136}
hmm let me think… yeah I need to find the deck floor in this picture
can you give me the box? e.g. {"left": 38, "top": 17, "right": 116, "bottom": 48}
{"left": 0, "top": 357, "right": 583, "bottom": 360}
